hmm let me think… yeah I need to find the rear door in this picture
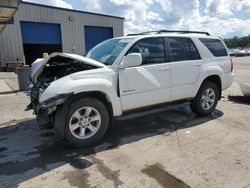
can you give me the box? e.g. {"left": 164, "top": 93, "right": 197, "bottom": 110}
{"left": 167, "top": 37, "right": 202, "bottom": 101}
{"left": 119, "top": 37, "right": 171, "bottom": 111}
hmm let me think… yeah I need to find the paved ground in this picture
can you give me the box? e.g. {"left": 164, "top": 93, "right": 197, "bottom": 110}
{"left": 0, "top": 57, "right": 250, "bottom": 188}
{"left": 0, "top": 72, "right": 33, "bottom": 125}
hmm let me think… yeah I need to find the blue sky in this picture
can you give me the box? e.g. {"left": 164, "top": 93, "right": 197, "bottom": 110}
{"left": 24, "top": 0, "right": 250, "bottom": 38}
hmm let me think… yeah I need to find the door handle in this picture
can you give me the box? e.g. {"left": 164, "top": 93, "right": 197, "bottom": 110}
{"left": 159, "top": 67, "right": 170, "bottom": 71}
{"left": 194, "top": 63, "right": 202, "bottom": 67}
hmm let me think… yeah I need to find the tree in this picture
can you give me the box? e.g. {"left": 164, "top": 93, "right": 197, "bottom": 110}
{"left": 224, "top": 35, "right": 250, "bottom": 48}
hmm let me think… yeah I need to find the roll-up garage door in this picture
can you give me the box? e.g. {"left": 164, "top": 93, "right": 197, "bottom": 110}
{"left": 84, "top": 26, "right": 113, "bottom": 53}
{"left": 20, "top": 21, "right": 62, "bottom": 65}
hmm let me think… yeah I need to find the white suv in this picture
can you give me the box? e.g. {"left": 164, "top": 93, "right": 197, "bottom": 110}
{"left": 28, "top": 30, "right": 234, "bottom": 147}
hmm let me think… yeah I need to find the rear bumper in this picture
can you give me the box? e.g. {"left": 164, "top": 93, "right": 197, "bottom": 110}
{"left": 222, "top": 72, "right": 235, "bottom": 90}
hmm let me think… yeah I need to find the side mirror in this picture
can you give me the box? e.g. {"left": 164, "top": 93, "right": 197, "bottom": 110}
{"left": 120, "top": 53, "right": 142, "bottom": 68}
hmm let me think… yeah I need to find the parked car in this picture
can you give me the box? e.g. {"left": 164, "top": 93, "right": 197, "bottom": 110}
{"left": 246, "top": 49, "right": 250, "bottom": 56}
{"left": 229, "top": 48, "right": 250, "bottom": 57}
{"left": 27, "top": 30, "right": 234, "bottom": 147}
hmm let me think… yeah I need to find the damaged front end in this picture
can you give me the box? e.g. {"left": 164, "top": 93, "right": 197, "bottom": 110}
{"left": 27, "top": 88, "right": 73, "bottom": 128}
{"left": 26, "top": 52, "right": 105, "bottom": 128}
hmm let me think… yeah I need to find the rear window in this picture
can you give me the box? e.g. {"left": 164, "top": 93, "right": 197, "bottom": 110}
{"left": 199, "top": 38, "right": 228, "bottom": 57}
{"left": 168, "top": 37, "right": 200, "bottom": 62}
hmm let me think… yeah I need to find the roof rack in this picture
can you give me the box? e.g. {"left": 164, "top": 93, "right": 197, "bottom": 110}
{"left": 127, "top": 30, "right": 210, "bottom": 36}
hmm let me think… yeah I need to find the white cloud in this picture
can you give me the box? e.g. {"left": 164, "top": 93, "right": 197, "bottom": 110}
{"left": 146, "top": 11, "right": 164, "bottom": 21}
{"left": 80, "top": 0, "right": 157, "bottom": 33}
{"left": 23, "top": 0, "right": 73, "bottom": 9}
{"left": 177, "top": 15, "right": 250, "bottom": 37}
{"left": 234, "top": 0, "right": 250, "bottom": 12}
{"left": 155, "top": 0, "right": 172, "bottom": 12}
{"left": 204, "top": 0, "right": 233, "bottom": 16}
{"left": 205, "top": 0, "right": 250, "bottom": 16}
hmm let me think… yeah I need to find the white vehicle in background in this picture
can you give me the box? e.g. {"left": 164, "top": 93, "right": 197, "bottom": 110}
{"left": 229, "top": 48, "right": 249, "bottom": 57}
{"left": 28, "top": 30, "right": 234, "bottom": 147}
{"left": 246, "top": 48, "right": 250, "bottom": 56}
{"left": 236, "top": 49, "right": 247, "bottom": 56}
{"left": 238, "top": 81, "right": 250, "bottom": 97}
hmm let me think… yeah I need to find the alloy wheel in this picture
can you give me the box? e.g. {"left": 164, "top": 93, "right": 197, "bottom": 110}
{"left": 69, "top": 106, "right": 101, "bottom": 139}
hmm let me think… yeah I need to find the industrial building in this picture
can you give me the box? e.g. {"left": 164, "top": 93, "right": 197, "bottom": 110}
{"left": 0, "top": 1, "right": 124, "bottom": 65}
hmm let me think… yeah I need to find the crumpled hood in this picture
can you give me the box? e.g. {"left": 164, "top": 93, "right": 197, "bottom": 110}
{"left": 31, "top": 52, "right": 107, "bottom": 82}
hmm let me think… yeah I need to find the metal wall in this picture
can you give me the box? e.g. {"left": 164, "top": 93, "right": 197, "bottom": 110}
{"left": 0, "top": 2, "right": 124, "bottom": 64}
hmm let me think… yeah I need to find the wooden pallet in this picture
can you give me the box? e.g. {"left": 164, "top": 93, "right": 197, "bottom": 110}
{"left": 1, "top": 61, "right": 25, "bottom": 72}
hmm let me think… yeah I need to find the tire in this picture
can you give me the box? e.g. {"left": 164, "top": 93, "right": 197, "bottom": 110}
{"left": 55, "top": 97, "right": 109, "bottom": 148}
{"left": 190, "top": 81, "right": 219, "bottom": 116}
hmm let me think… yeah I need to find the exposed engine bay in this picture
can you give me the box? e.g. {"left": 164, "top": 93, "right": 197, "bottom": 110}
{"left": 37, "top": 56, "right": 97, "bottom": 87}
{"left": 27, "top": 55, "right": 100, "bottom": 128}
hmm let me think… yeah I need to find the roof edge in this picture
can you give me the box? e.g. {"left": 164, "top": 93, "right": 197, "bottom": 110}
{"left": 21, "top": 1, "right": 125, "bottom": 20}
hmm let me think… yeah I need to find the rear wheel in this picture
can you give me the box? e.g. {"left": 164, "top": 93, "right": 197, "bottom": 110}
{"left": 190, "top": 81, "right": 219, "bottom": 116}
{"left": 55, "top": 97, "right": 109, "bottom": 147}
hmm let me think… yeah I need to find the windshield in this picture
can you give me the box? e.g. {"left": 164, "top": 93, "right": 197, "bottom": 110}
{"left": 86, "top": 38, "right": 132, "bottom": 65}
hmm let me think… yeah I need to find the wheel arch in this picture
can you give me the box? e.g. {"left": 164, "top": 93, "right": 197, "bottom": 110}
{"left": 198, "top": 75, "right": 222, "bottom": 100}
{"left": 63, "top": 91, "right": 114, "bottom": 118}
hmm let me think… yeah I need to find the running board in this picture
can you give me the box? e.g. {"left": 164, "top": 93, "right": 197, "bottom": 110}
{"left": 114, "top": 101, "right": 190, "bottom": 121}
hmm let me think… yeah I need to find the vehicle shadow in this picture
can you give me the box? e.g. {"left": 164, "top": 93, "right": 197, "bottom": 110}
{"left": 228, "top": 95, "right": 250, "bottom": 104}
{"left": 0, "top": 104, "right": 223, "bottom": 187}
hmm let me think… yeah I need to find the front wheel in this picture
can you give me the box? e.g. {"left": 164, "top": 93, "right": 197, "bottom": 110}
{"left": 56, "top": 97, "right": 109, "bottom": 148}
{"left": 190, "top": 81, "right": 219, "bottom": 116}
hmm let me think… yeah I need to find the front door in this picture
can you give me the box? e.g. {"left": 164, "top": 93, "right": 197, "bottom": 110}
{"left": 119, "top": 37, "right": 171, "bottom": 111}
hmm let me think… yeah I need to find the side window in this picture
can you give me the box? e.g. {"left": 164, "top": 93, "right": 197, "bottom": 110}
{"left": 187, "top": 38, "right": 200, "bottom": 60}
{"left": 168, "top": 37, "right": 201, "bottom": 62}
{"left": 168, "top": 37, "right": 190, "bottom": 62}
{"left": 127, "top": 38, "right": 165, "bottom": 65}
{"left": 199, "top": 38, "right": 228, "bottom": 57}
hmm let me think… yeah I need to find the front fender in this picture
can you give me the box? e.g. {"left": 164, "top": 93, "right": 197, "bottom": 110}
{"left": 39, "top": 76, "right": 122, "bottom": 116}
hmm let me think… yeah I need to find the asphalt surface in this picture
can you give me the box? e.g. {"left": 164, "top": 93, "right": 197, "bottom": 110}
{"left": 0, "top": 57, "right": 250, "bottom": 188}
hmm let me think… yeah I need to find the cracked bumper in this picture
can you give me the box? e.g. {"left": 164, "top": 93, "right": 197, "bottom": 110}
{"left": 35, "top": 92, "right": 73, "bottom": 128}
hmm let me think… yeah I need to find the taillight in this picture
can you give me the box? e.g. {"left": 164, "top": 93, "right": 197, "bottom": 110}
{"left": 230, "top": 57, "right": 234, "bottom": 72}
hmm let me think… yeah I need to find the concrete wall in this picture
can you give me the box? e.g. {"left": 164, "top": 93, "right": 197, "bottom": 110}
{"left": 0, "top": 2, "right": 124, "bottom": 64}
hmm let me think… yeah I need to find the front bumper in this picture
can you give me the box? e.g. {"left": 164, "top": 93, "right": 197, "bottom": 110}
{"left": 32, "top": 92, "right": 73, "bottom": 128}
{"left": 37, "top": 92, "right": 73, "bottom": 114}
